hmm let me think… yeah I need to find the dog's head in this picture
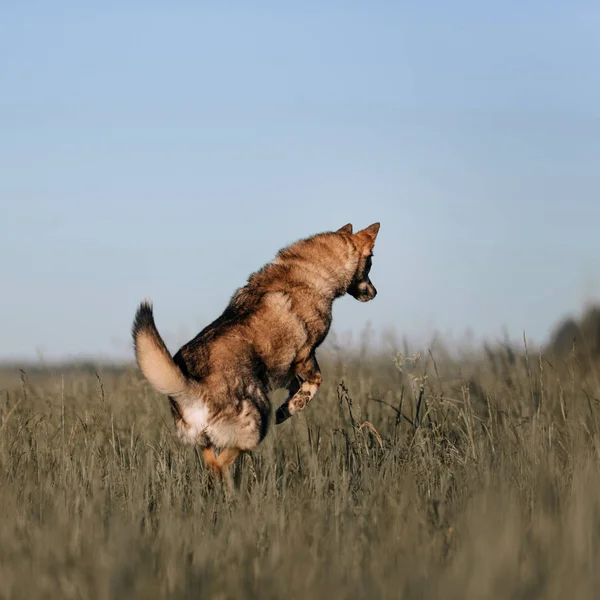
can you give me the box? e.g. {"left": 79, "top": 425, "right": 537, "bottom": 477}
{"left": 337, "top": 222, "right": 380, "bottom": 302}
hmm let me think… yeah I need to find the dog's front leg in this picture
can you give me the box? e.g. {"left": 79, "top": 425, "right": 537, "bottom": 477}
{"left": 275, "top": 355, "right": 322, "bottom": 424}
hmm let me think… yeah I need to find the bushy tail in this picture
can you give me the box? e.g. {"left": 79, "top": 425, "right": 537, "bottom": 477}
{"left": 132, "top": 300, "right": 188, "bottom": 397}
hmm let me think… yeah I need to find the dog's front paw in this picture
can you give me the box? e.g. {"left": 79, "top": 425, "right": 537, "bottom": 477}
{"left": 275, "top": 403, "right": 292, "bottom": 424}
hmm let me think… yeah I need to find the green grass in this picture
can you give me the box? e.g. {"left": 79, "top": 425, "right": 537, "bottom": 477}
{"left": 2, "top": 331, "right": 600, "bottom": 599}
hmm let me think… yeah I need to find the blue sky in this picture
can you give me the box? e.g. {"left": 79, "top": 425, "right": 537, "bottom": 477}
{"left": 1, "top": 1, "right": 599, "bottom": 361}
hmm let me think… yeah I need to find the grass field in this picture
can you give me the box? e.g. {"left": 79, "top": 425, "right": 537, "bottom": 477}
{"left": 2, "top": 314, "right": 600, "bottom": 599}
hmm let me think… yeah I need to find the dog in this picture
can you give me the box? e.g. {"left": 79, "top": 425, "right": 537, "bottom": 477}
{"left": 132, "top": 222, "right": 380, "bottom": 481}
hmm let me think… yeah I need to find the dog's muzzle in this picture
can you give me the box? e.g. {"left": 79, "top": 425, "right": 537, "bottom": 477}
{"left": 349, "top": 281, "right": 377, "bottom": 302}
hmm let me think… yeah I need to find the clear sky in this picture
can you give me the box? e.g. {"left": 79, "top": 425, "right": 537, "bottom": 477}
{"left": 1, "top": 1, "right": 599, "bottom": 361}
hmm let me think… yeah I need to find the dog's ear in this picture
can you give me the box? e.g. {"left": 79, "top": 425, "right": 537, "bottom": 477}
{"left": 354, "top": 222, "right": 380, "bottom": 252}
{"left": 337, "top": 223, "right": 353, "bottom": 234}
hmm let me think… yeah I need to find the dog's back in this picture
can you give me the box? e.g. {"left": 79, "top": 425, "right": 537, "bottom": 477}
{"left": 174, "top": 230, "right": 356, "bottom": 385}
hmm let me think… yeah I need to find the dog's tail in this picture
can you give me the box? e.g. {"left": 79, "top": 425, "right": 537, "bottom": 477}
{"left": 132, "top": 300, "right": 188, "bottom": 397}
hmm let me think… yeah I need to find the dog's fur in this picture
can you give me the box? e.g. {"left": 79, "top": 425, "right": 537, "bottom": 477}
{"left": 132, "top": 222, "right": 380, "bottom": 480}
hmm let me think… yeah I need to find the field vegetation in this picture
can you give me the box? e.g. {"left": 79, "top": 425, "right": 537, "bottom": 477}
{"left": 2, "top": 307, "right": 600, "bottom": 599}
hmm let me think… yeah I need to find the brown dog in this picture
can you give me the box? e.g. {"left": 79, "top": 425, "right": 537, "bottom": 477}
{"left": 132, "top": 222, "right": 380, "bottom": 480}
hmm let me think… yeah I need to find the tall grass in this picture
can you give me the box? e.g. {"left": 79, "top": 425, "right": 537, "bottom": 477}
{"left": 2, "top": 324, "right": 600, "bottom": 599}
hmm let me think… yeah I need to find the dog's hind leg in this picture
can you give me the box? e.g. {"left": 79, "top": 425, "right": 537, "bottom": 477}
{"left": 201, "top": 445, "right": 241, "bottom": 494}
{"left": 275, "top": 354, "right": 322, "bottom": 424}
{"left": 214, "top": 447, "right": 241, "bottom": 492}
{"left": 201, "top": 445, "right": 240, "bottom": 473}
{"left": 201, "top": 446, "right": 219, "bottom": 474}
{"left": 216, "top": 448, "right": 241, "bottom": 472}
